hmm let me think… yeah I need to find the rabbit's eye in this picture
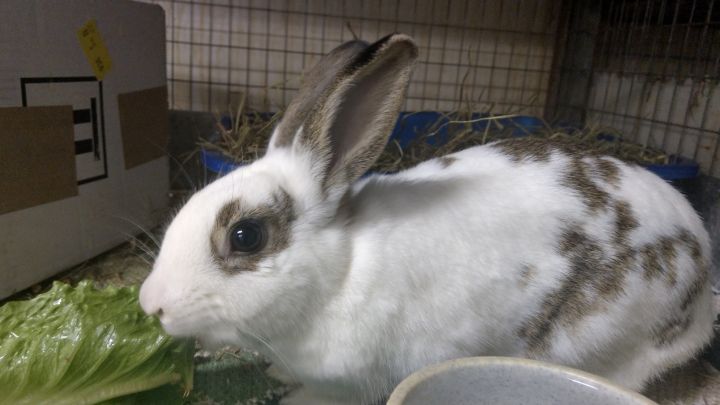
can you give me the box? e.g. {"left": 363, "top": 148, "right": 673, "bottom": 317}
{"left": 229, "top": 219, "right": 267, "bottom": 253}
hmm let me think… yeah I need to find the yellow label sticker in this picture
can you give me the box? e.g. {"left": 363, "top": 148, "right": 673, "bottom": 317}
{"left": 76, "top": 20, "right": 112, "bottom": 80}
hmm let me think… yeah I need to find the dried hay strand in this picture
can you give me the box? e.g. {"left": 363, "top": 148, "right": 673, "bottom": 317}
{"left": 198, "top": 98, "right": 670, "bottom": 174}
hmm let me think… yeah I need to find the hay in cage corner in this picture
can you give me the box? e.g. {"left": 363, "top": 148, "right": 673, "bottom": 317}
{"left": 195, "top": 95, "right": 693, "bottom": 182}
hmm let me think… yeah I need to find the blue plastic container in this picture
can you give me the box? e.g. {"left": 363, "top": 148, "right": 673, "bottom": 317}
{"left": 201, "top": 149, "right": 242, "bottom": 174}
{"left": 202, "top": 112, "right": 700, "bottom": 182}
{"left": 645, "top": 156, "right": 699, "bottom": 181}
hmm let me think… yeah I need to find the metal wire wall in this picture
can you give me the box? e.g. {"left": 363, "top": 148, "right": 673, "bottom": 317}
{"left": 146, "top": 0, "right": 560, "bottom": 117}
{"left": 586, "top": 0, "right": 720, "bottom": 176}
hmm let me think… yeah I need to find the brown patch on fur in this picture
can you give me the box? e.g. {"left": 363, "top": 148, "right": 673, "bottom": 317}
{"left": 492, "top": 137, "right": 555, "bottom": 162}
{"left": 680, "top": 269, "right": 709, "bottom": 312}
{"left": 438, "top": 156, "right": 458, "bottom": 168}
{"left": 563, "top": 159, "right": 612, "bottom": 213}
{"left": 496, "top": 139, "right": 709, "bottom": 352}
{"left": 215, "top": 200, "right": 242, "bottom": 232}
{"left": 650, "top": 269, "right": 706, "bottom": 347}
{"left": 613, "top": 201, "right": 638, "bottom": 244}
{"left": 641, "top": 245, "right": 662, "bottom": 280}
{"left": 518, "top": 206, "right": 710, "bottom": 353}
{"left": 654, "top": 315, "right": 693, "bottom": 346}
{"left": 647, "top": 229, "right": 707, "bottom": 346}
{"left": 594, "top": 158, "right": 621, "bottom": 186}
{"left": 520, "top": 220, "right": 642, "bottom": 354}
{"left": 609, "top": 247, "right": 636, "bottom": 282}
{"left": 640, "top": 230, "right": 703, "bottom": 288}
{"left": 493, "top": 138, "right": 613, "bottom": 213}
{"left": 678, "top": 229, "right": 703, "bottom": 264}
{"left": 210, "top": 189, "right": 295, "bottom": 273}
{"left": 678, "top": 232, "right": 707, "bottom": 310}
{"left": 521, "top": 229, "right": 609, "bottom": 353}
{"left": 658, "top": 236, "right": 679, "bottom": 286}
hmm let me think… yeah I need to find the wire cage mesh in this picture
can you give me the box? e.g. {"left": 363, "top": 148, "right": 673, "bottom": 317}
{"left": 552, "top": 0, "right": 720, "bottom": 177}
{"left": 147, "top": 1, "right": 559, "bottom": 114}
{"left": 145, "top": 0, "right": 720, "bottom": 177}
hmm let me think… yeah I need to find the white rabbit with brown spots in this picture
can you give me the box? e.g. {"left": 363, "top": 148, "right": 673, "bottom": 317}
{"left": 140, "top": 34, "right": 715, "bottom": 404}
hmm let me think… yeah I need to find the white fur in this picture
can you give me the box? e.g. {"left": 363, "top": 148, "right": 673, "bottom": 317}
{"left": 141, "top": 145, "right": 714, "bottom": 404}
{"left": 140, "top": 36, "right": 714, "bottom": 404}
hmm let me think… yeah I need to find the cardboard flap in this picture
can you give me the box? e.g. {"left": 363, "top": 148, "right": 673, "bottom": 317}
{"left": 117, "top": 86, "right": 169, "bottom": 169}
{"left": 0, "top": 106, "right": 78, "bottom": 215}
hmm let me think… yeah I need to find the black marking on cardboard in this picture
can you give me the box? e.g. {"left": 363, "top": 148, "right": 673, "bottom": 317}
{"left": 20, "top": 76, "right": 107, "bottom": 185}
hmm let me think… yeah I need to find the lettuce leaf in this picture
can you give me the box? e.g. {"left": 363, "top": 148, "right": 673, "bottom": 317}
{"left": 0, "top": 281, "right": 193, "bottom": 405}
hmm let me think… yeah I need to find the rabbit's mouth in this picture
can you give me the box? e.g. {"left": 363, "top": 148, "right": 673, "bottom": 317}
{"left": 156, "top": 311, "right": 200, "bottom": 338}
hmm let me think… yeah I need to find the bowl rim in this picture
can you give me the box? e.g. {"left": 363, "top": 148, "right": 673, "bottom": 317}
{"left": 386, "top": 356, "right": 657, "bottom": 405}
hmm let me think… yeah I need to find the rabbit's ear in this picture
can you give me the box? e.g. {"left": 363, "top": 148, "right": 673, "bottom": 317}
{"left": 272, "top": 34, "right": 418, "bottom": 195}
{"left": 269, "top": 40, "right": 368, "bottom": 150}
{"left": 313, "top": 33, "right": 417, "bottom": 192}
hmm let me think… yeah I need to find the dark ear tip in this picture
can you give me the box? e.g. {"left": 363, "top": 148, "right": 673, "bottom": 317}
{"left": 380, "top": 33, "right": 419, "bottom": 59}
{"left": 337, "top": 40, "right": 370, "bottom": 52}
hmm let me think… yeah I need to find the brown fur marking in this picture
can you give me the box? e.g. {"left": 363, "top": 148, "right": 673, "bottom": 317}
{"left": 521, "top": 210, "right": 643, "bottom": 354}
{"left": 210, "top": 189, "right": 295, "bottom": 274}
{"left": 493, "top": 138, "right": 614, "bottom": 213}
{"left": 648, "top": 229, "right": 706, "bottom": 346}
{"left": 494, "top": 137, "right": 708, "bottom": 351}
{"left": 215, "top": 200, "right": 242, "bottom": 232}
{"left": 678, "top": 229, "right": 703, "bottom": 263}
{"left": 654, "top": 315, "right": 693, "bottom": 346}
{"left": 613, "top": 201, "right": 639, "bottom": 244}
{"left": 680, "top": 268, "right": 709, "bottom": 312}
{"left": 640, "top": 230, "right": 702, "bottom": 288}
{"left": 641, "top": 245, "right": 662, "bottom": 280}
{"left": 492, "top": 137, "right": 555, "bottom": 162}
{"left": 652, "top": 266, "right": 707, "bottom": 347}
{"left": 658, "top": 236, "right": 679, "bottom": 286}
{"left": 438, "top": 156, "right": 458, "bottom": 168}
{"left": 521, "top": 229, "right": 609, "bottom": 353}
{"left": 594, "top": 158, "right": 621, "bottom": 186}
{"left": 563, "top": 159, "right": 612, "bottom": 213}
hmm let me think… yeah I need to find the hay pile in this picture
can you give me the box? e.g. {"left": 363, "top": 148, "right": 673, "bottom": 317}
{"left": 373, "top": 113, "right": 670, "bottom": 173}
{"left": 199, "top": 102, "right": 670, "bottom": 174}
{"left": 200, "top": 97, "right": 280, "bottom": 163}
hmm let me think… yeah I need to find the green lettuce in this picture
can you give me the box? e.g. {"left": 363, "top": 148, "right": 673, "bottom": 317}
{"left": 0, "top": 281, "right": 193, "bottom": 405}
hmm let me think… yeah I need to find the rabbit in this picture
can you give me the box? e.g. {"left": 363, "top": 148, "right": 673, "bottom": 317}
{"left": 139, "top": 33, "right": 715, "bottom": 405}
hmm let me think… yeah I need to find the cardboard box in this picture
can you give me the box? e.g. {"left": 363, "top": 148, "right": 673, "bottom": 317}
{"left": 0, "top": 0, "right": 169, "bottom": 298}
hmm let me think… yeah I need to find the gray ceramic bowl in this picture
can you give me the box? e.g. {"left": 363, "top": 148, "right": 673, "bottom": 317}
{"left": 387, "top": 357, "right": 657, "bottom": 405}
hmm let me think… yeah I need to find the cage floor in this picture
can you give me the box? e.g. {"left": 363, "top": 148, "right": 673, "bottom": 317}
{"left": 24, "top": 239, "right": 720, "bottom": 404}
